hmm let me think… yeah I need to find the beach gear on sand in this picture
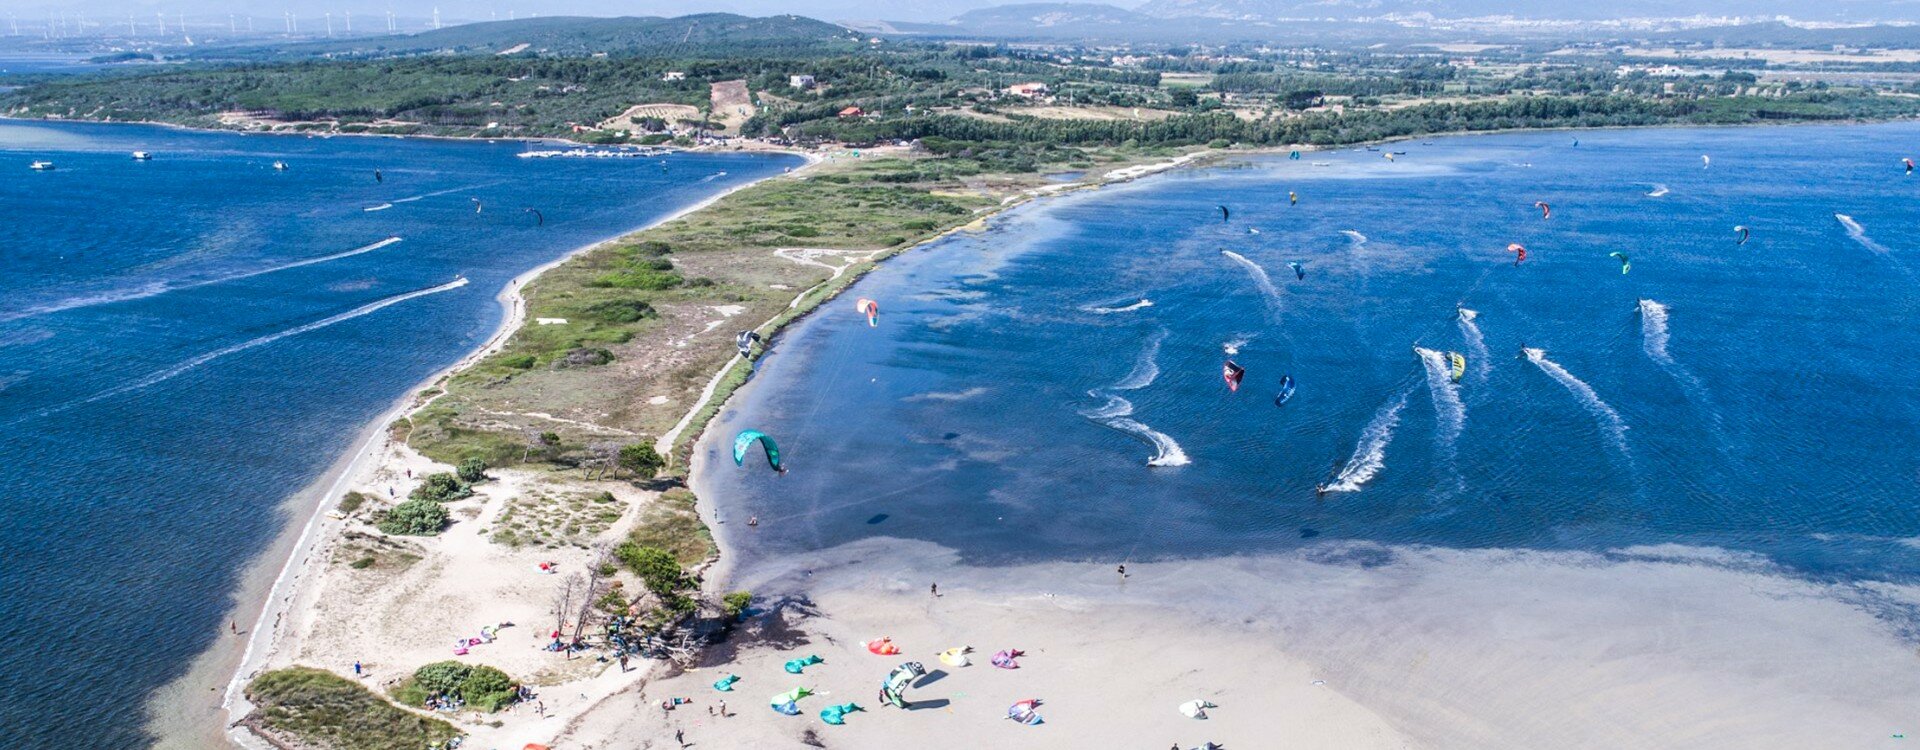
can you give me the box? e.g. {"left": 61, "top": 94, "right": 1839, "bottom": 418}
{"left": 783, "top": 654, "right": 824, "bottom": 674}
{"left": 938, "top": 646, "right": 972, "bottom": 667}
{"left": 878, "top": 661, "right": 927, "bottom": 708}
{"left": 1006, "top": 698, "right": 1044, "bottom": 725}
{"left": 1178, "top": 699, "right": 1218, "bottom": 719}
{"left": 819, "top": 702, "right": 864, "bottom": 725}
{"left": 769, "top": 687, "right": 813, "bottom": 715}
{"left": 712, "top": 674, "right": 739, "bottom": 692}
{"left": 866, "top": 637, "right": 900, "bottom": 655}
{"left": 991, "top": 649, "right": 1025, "bottom": 669}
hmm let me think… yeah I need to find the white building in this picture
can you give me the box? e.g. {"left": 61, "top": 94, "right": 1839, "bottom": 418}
{"left": 790, "top": 74, "right": 816, "bottom": 90}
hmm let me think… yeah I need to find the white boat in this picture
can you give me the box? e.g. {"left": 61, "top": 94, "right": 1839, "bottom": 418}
{"left": 272, "top": 160, "right": 288, "bottom": 171}
{"left": 132, "top": 151, "right": 152, "bottom": 160}
{"left": 29, "top": 161, "right": 54, "bottom": 171}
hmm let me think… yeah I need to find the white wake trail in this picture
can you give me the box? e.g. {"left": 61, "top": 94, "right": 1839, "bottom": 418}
{"left": 1835, "top": 213, "right": 1891, "bottom": 255}
{"left": 1637, "top": 299, "right": 1672, "bottom": 364}
{"left": 1415, "top": 347, "right": 1466, "bottom": 453}
{"left": 1342, "top": 230, "right": 1369, "bottom": 248}
{"left": 1084, "top": 299, "right": 1154, "bottom": 314}
{"left": 1221, "top": 250, "right": 1284, "bottom": 322}
{"left": 1456, "top": 308, "right": 1490, "bottom": 382}
{"left": 16, "top": 278, "right": 468, "bottom": 423}
{"left": 1082, "top": 329, "right": 1188, "bottom": 466}
{"left": 1525, "top": 348, "right": 1630, "bottom": 455}
{"left": 0, "top": 237, "right": 404, "bottom": 323}
{"left": 1325, "top": 386, "right": 1412, "bottom": 493}
{"left": 1646, "top": 184, "right": 1670, "bottom": 197}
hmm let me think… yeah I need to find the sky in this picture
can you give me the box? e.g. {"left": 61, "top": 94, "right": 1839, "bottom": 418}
{"left": 0, "top": 0, "right": 1085, "bottom": 26}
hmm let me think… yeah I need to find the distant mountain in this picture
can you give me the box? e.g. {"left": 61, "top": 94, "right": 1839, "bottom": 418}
{"left": 188, "top": 14, "right": 865, "bottom": 61}
{"left": 1130, "top": 0, "right": 1920, "bottom": 23}
{"left": 881, "top": 2, "right": 1449, "bottom": 42}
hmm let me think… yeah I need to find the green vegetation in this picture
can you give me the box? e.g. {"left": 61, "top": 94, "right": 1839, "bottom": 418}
{"left": 375, "top": 499, "right": 449, "bottom": 536}
{"left": 409, "top": 472, "right": 472, "bottom": 503}
{"left": 391, "top": 661, "right": 521, "bottom": 713}
{"left": 244, "top": 666, "right": 460, "bottom": 750}
{"left": 487, "top": 489, "right": 625, "bottom": 548}
{"left": 617, "top": 542, "right": 698, "bottom": 617}
{"left": 336, "top": 491, "right": 371, "bottom": 515}
{"left": 625, "top": 487, "right": 714, "bottom": 565}
{"left": 456, "top": 457, "right": 489, "bottom": 484}
{"left": 722, "top": 590, "right": 754, "bottom": 620}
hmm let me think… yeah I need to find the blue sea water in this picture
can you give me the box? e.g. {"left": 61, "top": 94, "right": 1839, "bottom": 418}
{"left": 703, "top": 123, "right": 1920, "bottom": 588}
{"left": 0, "top": 120, "right": 799, "bottom": 746}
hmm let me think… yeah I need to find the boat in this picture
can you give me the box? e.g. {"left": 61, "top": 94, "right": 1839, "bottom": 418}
{"left": 272, "top": 160, "right": 288, "bottom": 171}
{"left": 29, "top": 161, "right": 54, "bottom": 171}
{"left": 131, "top": 151, "right": 152, "bottom": 160}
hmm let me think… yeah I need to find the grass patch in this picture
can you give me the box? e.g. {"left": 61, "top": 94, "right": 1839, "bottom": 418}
{"left": 626, "top": 487, "right": 712, "bottom": 566}
{"left": 244, "top": 666, "right": 460, "bottom": 750}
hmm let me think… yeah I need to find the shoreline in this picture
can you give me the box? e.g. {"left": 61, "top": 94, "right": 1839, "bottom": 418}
{"left": 184, "top": 158, "right": 809, "bottom": 749}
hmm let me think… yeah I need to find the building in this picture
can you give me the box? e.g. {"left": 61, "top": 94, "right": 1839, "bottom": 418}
{"left": 661, "top": 71, "right": 685, "bottom": 81}
{"left": 837, "top": 106, "right": 865, "bottom": 118}
{"left": 790, "top": 74, "right": 816, "bottom": 90}
{"left": 1005, "top": 82, "right": 1050, "bottom": 99}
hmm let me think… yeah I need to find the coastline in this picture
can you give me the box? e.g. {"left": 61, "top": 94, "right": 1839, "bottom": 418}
{"left": 177, "top": 158, "right": 810, "bottom": 749}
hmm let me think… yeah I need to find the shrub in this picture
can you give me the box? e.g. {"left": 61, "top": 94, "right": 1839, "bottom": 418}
{"left": 376, "top": 499, "right": 448, "bottom": 536}
{"left": 617, "top": 543, "right": 690, "bottom": 597}
{"left": 394, "top": 662, "right": 520, "bottom": 713}
{"left": 459, "top": 665, "right": 519, "bottom": 712}
{"left": 337, "top": 491, "right": 370, "bottom": 515}
{"left": 555, "top": 347, "right": 614, "bottom": 368}
{"left": 456, "top": 457, "right": 488, "bottom": 484}
{"left": 410, "top": 473, "right": 470, "bottom": 502}
{"left": 497, "top": 354, "right": 537, "bottom": 370}
{"left": 617, "top": 443, "right": 663, "bottom": 478}
{"left": 583, "top": 299, "right": 655, "bottom": 324}
{"left": 589, "top": 269, "right": 682, "bottom": 290}
{"left": 349, "top": 556, "right": 375, "bottom": 569}
{"left": 722, "top": 591, "right": 753, "bottom": 620}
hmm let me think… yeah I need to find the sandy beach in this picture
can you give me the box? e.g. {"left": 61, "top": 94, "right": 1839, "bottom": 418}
{"left": 556, "top": 533, "right": 1920, "bottom": 749}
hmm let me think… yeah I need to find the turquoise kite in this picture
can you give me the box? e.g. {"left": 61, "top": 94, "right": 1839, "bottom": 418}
{"left": 769, "top": 687, "right": 813, "bottom": 716}
{"left": 713, "top": 673, "right": 740, "bottom": 692}
{"left": 783, "top": 654, "right": 824, "bottom": 674}
{"left": 1609, "top": 251, "right": 1631, "bottom": 275}
{"left": 733, "top": 430, "right": 783, "bottom": 473}
{"left": 878, "top": 662, "right": 926, "bottom": 708}
{"left": 820, "top": 702, "right": 865, "bottom": 725}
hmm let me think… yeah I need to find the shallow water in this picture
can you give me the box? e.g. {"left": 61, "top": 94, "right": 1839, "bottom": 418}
{"left": 0, "top": 120, "right": 799, "bottom": 746}
{"left": 703, "top": 123, "right": 1920, "bottom": 587}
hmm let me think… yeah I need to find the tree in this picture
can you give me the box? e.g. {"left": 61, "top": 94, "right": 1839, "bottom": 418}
{"left": 1169, "top": 86, "right": 1199, "bottom": 109}
{"left": 617, "top": 443, "right": 664, "bottom": 479}
{"left": 456, "top": 457, "right": 488, "bottom": 483}
{"left": 376, "top": 499, "right": 448, "bottom": 536}
{"left": 617, "top": 543, "right": 689, "bottom": 598}
{"left": 722, "top": 591, "right": 753, "bottom": 620}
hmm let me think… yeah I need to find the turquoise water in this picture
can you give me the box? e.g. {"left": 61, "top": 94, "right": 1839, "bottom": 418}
{"left": 0, "top": 120, "right": 799, "bottom": 746}
{"left": 704, "top": 123, "right": 1920, "bottom": 590}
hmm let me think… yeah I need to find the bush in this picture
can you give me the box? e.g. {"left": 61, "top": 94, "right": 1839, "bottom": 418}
{"left": 722, "top": 591, "right": 753, "bottom": 620}
{"left": 456, "top": 457, "right": 488, "bottom": 484}
{"left": 583, "top": 299, "right": 655, "bottom": 323}
{"left": 555, "top": 347, "right": 614, "bottom": 368}
{"left": 588, "top": 269, "right": 682, "bottom": 290}
{"left": 617, "top": 443, "right": 663, "bottom": 478}
{"left": 394, "top": 662, "right": 520, "bottom": 713}
{"left": 410, "top": 473, "right": 471, "bottom": 503}
{"left": 376, "top": 499, "right": 448, "bottom": 536}
{"left": 617, "top": 543, "right": 690, "bottom": 597}
{"left": 497, "top": 353, "right": 537, "bottom": 370}
{"left": 337, "top": 491, "right": 370, "bottom": 515}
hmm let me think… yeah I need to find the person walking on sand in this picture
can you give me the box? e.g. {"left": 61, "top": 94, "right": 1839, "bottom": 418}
{"left": 353, "top": 661, "right": 362, "bottom": 676}
{"left": 229, "top": 619, "right": 238, "bottom": 635}
{"left": 930, "top": 582, "right": 939, "bottom": 597}
{"left": 1117, "top": 564, "right": 1128, "bottom": 579}
{"left": 718, "top": 699, "right": 727, "bottom": 717}
{"left": 675, "top": 728, "right": 686, "bottom": 747}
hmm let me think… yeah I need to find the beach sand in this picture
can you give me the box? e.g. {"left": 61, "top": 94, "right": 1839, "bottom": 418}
{"left": 554, "top": 535, "right": 1920, "bottom": 749}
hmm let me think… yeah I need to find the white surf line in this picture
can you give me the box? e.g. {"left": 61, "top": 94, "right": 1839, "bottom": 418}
{"left": 1524, "top": 347, "right": 1630, "bottom": 456}
{"left": 1415, "top": 347, "right": 1467, "bottom": 454}
{"left": 1456, "top": 308, "right": 1491, "bottom": 383}
{"left": 13, "top": 278, "right": 466, "bottom": 424}
{"left": 1080, "top": 328, "right": 1188, "bottom": 467}
{"left": 1221, "top": 249, "right": 1283, "bottom": 322}
{"left": 0, "top": 237, "right": 404, "bottom": 324}
{"left": 1325, "top": 385, "right": 1412, "bottom": 493}
{"left": 363, "top": 203, "right": 393, "bottom": 212}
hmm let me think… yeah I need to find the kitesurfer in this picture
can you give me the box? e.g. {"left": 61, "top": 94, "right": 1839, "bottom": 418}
{"left": 1314, "top": 484, "right": 1328, "bottom": 498}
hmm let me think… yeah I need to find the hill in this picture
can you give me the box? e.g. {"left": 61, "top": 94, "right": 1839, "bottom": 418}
{"left": 187, "top": 14, "right": 866, "bottom": 61}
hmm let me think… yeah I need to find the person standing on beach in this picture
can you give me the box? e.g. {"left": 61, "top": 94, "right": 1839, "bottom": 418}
{"left": 353, "top": 661, "right": 361, "bottom": 676}
{"left": 229, "top": 619, "right": 237, "bottom": 635}
{"left": 718, "top": 699, "right": 727, "bottom": 717}
{"left": 1117, "top": 564, "right": 1128, "bottom": 579}
{"left": 930, "top": 583, "right": 939, "bottom": 597}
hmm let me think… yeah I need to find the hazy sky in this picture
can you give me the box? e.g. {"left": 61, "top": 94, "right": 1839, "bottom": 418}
{"left": 2, "top": 0, "right": 1091, "bottom": 25}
